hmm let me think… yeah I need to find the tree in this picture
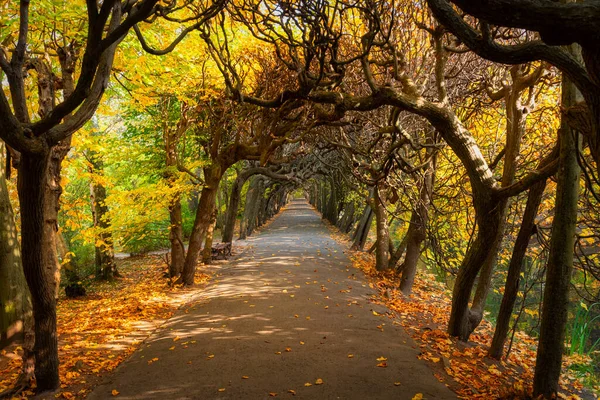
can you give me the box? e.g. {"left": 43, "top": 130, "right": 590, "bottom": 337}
{"left": 0, "top": 0, "right": 225, "bottom": 391}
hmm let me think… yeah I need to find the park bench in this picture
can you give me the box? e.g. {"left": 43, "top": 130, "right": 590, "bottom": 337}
{"left": 211, "top": 242, "right": 232, "bottom": 260}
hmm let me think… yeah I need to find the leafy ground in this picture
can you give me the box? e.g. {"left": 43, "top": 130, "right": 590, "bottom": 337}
{"left": 325, "top": 221, "right": 598, "bottom": 399}
{"left": 0, "top": 257, "right": 209, "bottom": 399}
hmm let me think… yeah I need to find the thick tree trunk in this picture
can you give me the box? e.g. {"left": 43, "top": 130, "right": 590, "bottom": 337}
{"left": 373, "top": 186, "right": 390, "bottom": 271}
{"left": 533, "top": 61, "right": 581, "bottom": 398}
{"left": 178, "top": 168, "right": 221, "bottom": 286}
{"left": 489, "top": 180, "right": 545, "bottom": 359}
{"left": 18, "top": 151, "right": 60, "bottom": 392}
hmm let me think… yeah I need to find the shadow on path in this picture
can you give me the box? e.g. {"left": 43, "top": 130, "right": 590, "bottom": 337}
{"left": 87, "top": 200, "right": 456, "bottom": 399}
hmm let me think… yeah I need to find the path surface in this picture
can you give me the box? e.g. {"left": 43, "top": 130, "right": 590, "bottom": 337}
{"left": 88, "top": 200, "right": 456, "bottom": 400}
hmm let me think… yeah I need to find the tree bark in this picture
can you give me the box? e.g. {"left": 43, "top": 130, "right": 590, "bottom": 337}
{"left": 178, "top": 167, "right": 221, "bottom": 286}
{"left": 351, "top": 203, "right": 374, "bottom": 251}
{"left": 373, "top": 185, "right": 390, "bottom": 271}
{"left": 18, "top": 150, "right": 60, "bottom": 392}
{"left": 0, "top": 146, "right": 30, "bottom": 342}
{"left": 489, "top": 179, "right": 545, "bottom": 359}
{"left": 533, "top": 53, "right": 581, "bottom": 398}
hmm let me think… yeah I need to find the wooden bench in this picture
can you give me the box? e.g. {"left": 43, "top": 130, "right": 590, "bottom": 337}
{"left": 211, "top": 242, "right": 232, "bottom": 260}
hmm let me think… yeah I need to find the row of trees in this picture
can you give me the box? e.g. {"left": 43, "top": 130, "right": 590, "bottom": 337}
{"left": 1, "top": 0, "right": 599, "bottom": 398}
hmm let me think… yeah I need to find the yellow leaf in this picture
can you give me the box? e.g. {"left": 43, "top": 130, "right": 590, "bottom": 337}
{"left": 394, "top": 382, "right": 401, "bottom": 386}
{"left": 288, "top": 389, "right": 296, "bottom": 395}
{"left": 348, "top": 354, "right": 354, "bottom": 358}
{"left": 242, "top": 376, "right": 249, "bottom": 379}
{"left": 285, "top": 347, "right": 292, "bottom": 352}
{"left": 111, "top": 389, "right": 120, "bottom": 396}
{"left": 304, "top": 383, "right": 312, "bottom": 387}
{"left": 207, "top": 354, "right": 215, "bottom": 359}
{"left": 412, "top": 394, "right": 423, "bottom": 400}
{"left": 376, "top": 356, "right": 387, "bottom": 361}
{"left": 218, "top": 388, "right": 225, "bottom": 392}
{"left": 269, "top": 392, "right": 277, "bottom": 397}
{"left": 315, "top": 378, "right": 324, "bottom": 385}
{"left": 377, "top": 362, "right": 388, "bottom": 368}
{"left": 300, "top": 341, "right": 305, "bottom": 345}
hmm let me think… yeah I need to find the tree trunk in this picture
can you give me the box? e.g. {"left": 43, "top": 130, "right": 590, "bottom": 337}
{"left": 351, "top": 203, "right": 374, "bottom": 251}
{"left": 489, "top": 180, "right": 545, "bottom": 359}
{"left": 0, "top": 146, "right": 30, "bottom": 342}
{"left": 18, "top": 151, "right": 60, "bottom": 392}
{"left": 240, "top": 177, "right": 260, "bottom": 240}
{"left": 447, "top": 198, "right": 503, "bottom": 340}
{"left": 44, "top": 139, "right": 72, "bottom": 298}
{"left": 168, "top": 198, "right": 185, "bottom": 277}
{"left": 373, "top": 185, "right": 390, "bottom": 271}
{"left": 178, "top": 167, "right": 221, "bottom": 286}
{"left": 0, "top": 146, "right": 34, "bottom": 396}
{"left": 399, "top": 158, "right": 434, "bottom": 294}
{"left": 533, "top": 56, "right": 581, "bottom": 398}
{"left": 222, "top": 173, "right": 246, "bottom": 243}
{"left": 202, "top": 209, "right": 217, "bottom": 264}
{"left": 390, "top": 235, "right": 408, "bottom": 270}
{"left": 89, "top": 156, "right": 117, "bottom": 280}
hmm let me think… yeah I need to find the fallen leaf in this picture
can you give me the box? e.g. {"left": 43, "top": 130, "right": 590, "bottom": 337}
{"left": 377, "top": 361, "right": 388, "bottom": 368}
{"left": 376, "top": 356, "right": 387, "bottom": 361}
{"left": 269, "top": 392, "right": 277, "bottom": 397}
{"left": 315, "top": 378, "right": 324, "bottom": 385}
{"left": 242, "top": 376, "right": 249, "bottom": 379}
{"left": 348, "top": 354, "right": 354, "bottom": 358}
{"left": 412, "top": 394, "right": 423, "bottom": 400}
{"left": 218, "top": 388, "right": 225, "bottom": 392}
{"left": 288, "top": 389, "right": 296, "bottom": 395}
{"left": 285, "top": 347, "right": 292, "bottom": 352}
{"left": 300, "top": 341, "right": 305, "bottom": 345}
{"left": 304, "top": 383, "right": 312, "bottom": 387}
{"left": 207, "top": 354, "right": 215, "bottom": 359}
{"left": 111, "top": 389, "right": 120, "bottom": 396}
{"left": 394, "top": 382, "right": 401, "bottom": 386}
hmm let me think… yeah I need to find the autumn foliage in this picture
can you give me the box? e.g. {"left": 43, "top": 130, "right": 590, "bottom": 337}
{"left": 0, "top": 257, "right": 209, "bottom": 399}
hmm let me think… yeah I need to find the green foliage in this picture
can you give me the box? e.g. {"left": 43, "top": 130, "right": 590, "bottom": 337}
{"left": 567, "top": 302, "right": 600, "bottom": 356}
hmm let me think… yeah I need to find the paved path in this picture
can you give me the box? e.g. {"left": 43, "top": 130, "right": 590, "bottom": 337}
{"left": 88, "top": 200, "right": 456, "bottom": 400}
